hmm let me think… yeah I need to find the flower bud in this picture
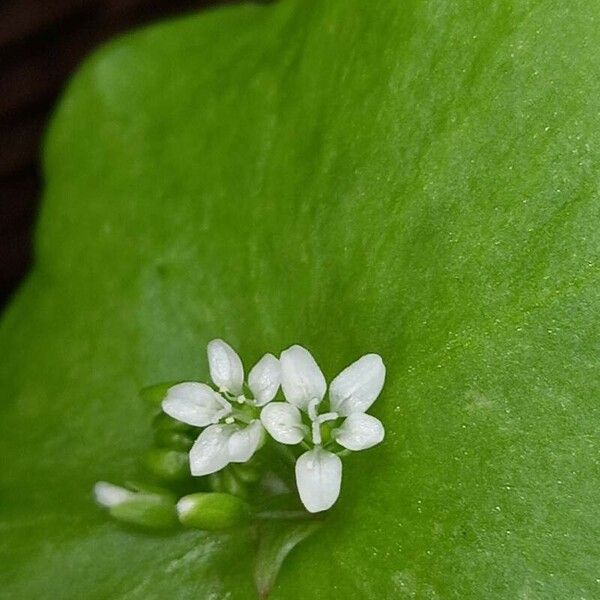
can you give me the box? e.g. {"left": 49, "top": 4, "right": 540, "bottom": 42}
{"left": 177, "top": 492, "right": 251, "bottom": 530}
{"left": 124, "top": 481, "right": 177, "bottom": 501}
{"left": 110, "top": 496, "right": 177, "bottom": 529}
{"left": 144, "top": 448, "right": 190, "bottom": 482}
{"left": 94, "top": 482, "right": 177, "bottom": 529}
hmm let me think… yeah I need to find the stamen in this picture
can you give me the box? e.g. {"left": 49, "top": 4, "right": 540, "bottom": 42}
{"left": 307, "top": 398, "right": 320, "bottom": 421}
{"left": 311, "top": 420, "right": 322, "bottom": 445}
{"left": 317, "top": 411, "right": 338, "bottom": 424}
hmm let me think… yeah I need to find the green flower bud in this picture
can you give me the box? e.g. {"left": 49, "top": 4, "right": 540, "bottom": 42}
{"left": 144, "top": 448, "right": 190, "bottom": 482}
{"left": 124, "top": 481, "right": 177, "bottom": 501}
{"left": 153, "top": 429, "right": 195, "bottom": 451}
{"left": 140, "top": 382, "right": 180, "bottom": 407}
{"left": 110, "top": 496, "right": 177, "bottom": 529}
{"left": 177, "top": 492, "right": 251, "bottom": 530}
{"left": 94, "top": 481, "right": 177, "bottom": 530}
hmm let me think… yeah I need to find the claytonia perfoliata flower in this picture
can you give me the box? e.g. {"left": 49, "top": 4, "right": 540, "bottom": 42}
{"left": 260, "top": 345, "right": 385, "bottom": 513}
{"left": 161, "top": 339, "right": 281, "bottom": 476}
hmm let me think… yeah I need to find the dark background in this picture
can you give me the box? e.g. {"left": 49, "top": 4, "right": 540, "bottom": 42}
{"left": 0, "top": 0, "right": 232, "bottom": 309}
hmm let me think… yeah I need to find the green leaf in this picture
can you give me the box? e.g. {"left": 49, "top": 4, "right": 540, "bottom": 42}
{"left": 2, "top": 0, "right": 600, "bottom": 598}
{"left": 254, "top": 521, "right": 322, "bottom": 599}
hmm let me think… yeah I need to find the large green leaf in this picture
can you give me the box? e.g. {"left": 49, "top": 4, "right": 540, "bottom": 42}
{"left": 2, "top": 0, "right": 600, "bottom": 597}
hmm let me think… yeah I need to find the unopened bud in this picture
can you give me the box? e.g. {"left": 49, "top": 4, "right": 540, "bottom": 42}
{"left": 177, "top": 492, "right": 250, "bottom": 530}
{"left": 94, "top": 481, "right": 133, "bottom": 507}
{"left": 124, "top": 481, "right": 177, "bottom": 501}
{"left": 144, "top": 448, "right": 190, "bottom": 482}
{"left": 94, "top": 481, "right": 177, "bottom": 529}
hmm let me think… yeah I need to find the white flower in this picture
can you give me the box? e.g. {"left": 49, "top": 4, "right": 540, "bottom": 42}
{"left": 280, "top": 345, "right": 327, "bottom": 411}
{"left": 260, "top": 402, "right": 308, "bottom": 445}
{"left": 247, "top": 353, "right": 282, "bottom": 406}
{"left": 162, "top": 382, "right": 231, "bottom": 427}
{"left": 188, "top": 420, "right": 265, "bottom": 476}
{"left": 207, "top": 339, "right": 244, "bottom": 396}
{"left": 261, "top": 345, "right": 385, "bottom": 513}
{"left": 207, "top": 339, "right": 281, "bottom": 406}
{"left": 162, "top": 339, "right": 280, "bottom": 476}
{"left": 295, "top": 447, "right": 342, "bottom": 513}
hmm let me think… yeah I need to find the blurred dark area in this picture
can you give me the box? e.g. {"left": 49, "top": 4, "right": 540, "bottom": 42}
{"left": 0, "top": 0, "right": 231, "bottom": 310}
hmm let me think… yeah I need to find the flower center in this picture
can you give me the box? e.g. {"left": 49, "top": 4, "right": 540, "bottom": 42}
{"left": 307, "top": 398, "right": 338, "bottom": 445}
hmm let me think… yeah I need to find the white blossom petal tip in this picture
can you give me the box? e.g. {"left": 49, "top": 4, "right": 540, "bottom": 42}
{"left": 334, "top": 413, "right": 385, "bottom": 451}
{"left": 94, "top": 482, "right": 133, "bottom": 507}
{"left": 248, "top": 353, "right": 281, "bottom": 406}
{"left": 189, "top": 424, "right": 235, "bottom": 476}
{"left": 280, "top": 345, "right": 327, "bottom": 411}
{"left": 207, "top": 339, "right": 244, "bottom": 395}
{"left": 228, "top": 420, "right": 265, "bottom": 463}
{"left": 162, "top": 382, "right": 230, "bottom": 427}
{"left": 329, "top": 353, "right": 386, "bottom": 416}
{"left": 295, "top": 447, "right": 342, "bottom": 513}
{"left": 260, "top": 402, "right": 307, "bottom": 445}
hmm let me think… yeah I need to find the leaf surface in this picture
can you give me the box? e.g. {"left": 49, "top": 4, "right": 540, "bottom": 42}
{"left": 2, "top": 1, "right": 600, "bottom": 598}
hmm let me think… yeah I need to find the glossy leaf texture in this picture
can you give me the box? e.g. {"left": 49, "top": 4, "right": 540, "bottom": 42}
{"left": 2, "top": 0, "right": 600, "bottom": 598}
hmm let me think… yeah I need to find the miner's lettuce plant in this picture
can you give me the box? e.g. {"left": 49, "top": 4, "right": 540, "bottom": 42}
{"left": 2, "top": 0, "right": 600, "bottom": 598}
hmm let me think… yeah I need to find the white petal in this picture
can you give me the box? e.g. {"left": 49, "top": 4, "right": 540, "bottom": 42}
{"left": 248, "top": 353, "right": 281, "bottom": 406}
{"left": 295, "top": 447, "right": 342, "bottom": 513}
{"left": 329, "top": 354, "right": 386, "bottom": 416}
{"left": 162, "top": 382, "right": 229, "bottom": 427}
{"left": 280, "top": 345, "right": 326, "bottom": 411}
{"left": 334, "top": 413, "right": 385, "bottom": 451}
{"left": 94, "top": 482, "right": 133, "bottom": 507}
{"left": 260, "top": 402, "right": 307, "bottom": 445}
{"left": 189, "top": 424, "right": 234, "bottom": 476}
{"left": 207, "top": 339, "right": 244, "bottom": 395}
{"left": 228, "top": 420, "right": 265, "bottom": 463}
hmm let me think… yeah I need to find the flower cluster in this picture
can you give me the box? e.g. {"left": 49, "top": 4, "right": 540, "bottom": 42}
{"left": 163, "top": 340, "right": 386, "bottom": 513}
